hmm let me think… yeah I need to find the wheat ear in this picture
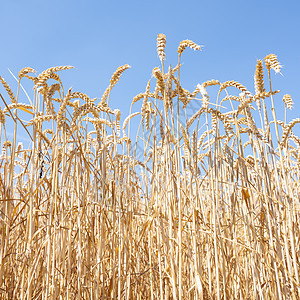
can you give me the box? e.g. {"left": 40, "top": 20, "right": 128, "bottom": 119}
{"left": 282, "top": 94, "right": 293, "bottom": 110}
{"left": 177, "top": 39, "right": 202, "bottom": 55}
{"left": 0, "top": 76, "right": 16, "bottom": 103}
{"left": 265, "top": 54, "right": 282, "bottom": 74}
{"left": 101, "top": 64, "right": 131, "bottom": 105}
{"left": 157, "top": 34, "right": 166, "bottom": 61}
{"left": 19, "top": 67, "right": 36, "bottom": 79}
{"left": 219, "top": 80, "right": 252, "bottom": 97}
{"left": 280, "top": 118, "right": 300, "bottom": 146}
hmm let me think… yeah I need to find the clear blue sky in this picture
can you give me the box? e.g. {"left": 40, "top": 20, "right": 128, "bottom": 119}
{"left": 0, "top": 0, "right": 299, "bottom": 140}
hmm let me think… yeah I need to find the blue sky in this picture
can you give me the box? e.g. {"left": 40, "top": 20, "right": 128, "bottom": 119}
{"left": 0, "top": 0, "right": 299, "bottom": 141}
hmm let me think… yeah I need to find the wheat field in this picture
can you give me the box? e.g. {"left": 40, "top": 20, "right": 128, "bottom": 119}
{"left": 0, "top": 35, "right": 299, "bottom": 299}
